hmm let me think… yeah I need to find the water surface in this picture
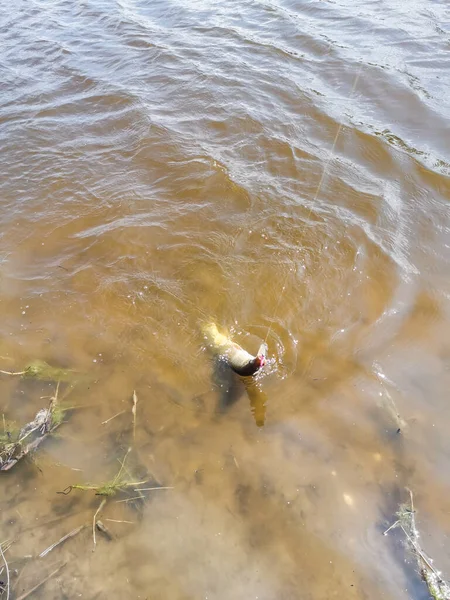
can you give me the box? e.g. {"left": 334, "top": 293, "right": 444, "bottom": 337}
{"left": 1, "top": 1, "right": 450, "bottom": 598}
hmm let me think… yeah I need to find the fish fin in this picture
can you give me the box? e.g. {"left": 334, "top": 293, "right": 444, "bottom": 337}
{"left": 257, "top": 342, "right": 267, "bottom": 358}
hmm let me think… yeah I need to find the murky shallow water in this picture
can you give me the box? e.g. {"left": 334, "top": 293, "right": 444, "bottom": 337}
{"left": 1, "top": 0, "right": 450, "bottom": 598}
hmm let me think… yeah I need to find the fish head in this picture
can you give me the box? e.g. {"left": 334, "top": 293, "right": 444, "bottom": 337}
{"left": 255, "top": 352, "right": 266, "bottom": 369}
{"left": 256, "top": 343, "right": 267, "bottom": 369}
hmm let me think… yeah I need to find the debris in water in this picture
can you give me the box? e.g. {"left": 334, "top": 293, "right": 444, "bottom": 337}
{"left": 384, "top": 489, "right": 450, "bottom": 600}
{"left": 58, "top": 446, "right": 169, "bottom": 549}
{"left": 57, "top": 448, "right": 166, "bottom": 507}
{"left": 0, "top": 359, "right": 76, "bottom": 382}
{"left": 132, "top": 390, "right": 138, "bottom": 442}
{"left": 95, "top": 520, "right": 114, "bottom": 541}
{"left": 0, "top": 383, "right": 72, "bottom": 471}
{"left": 39, "top": 525, "right": 85, "bottom": 558}
{"left": 101, "top": 410, "right": 126, "bottom": 425}
{"left": 57, "top": 448, "right": 148, "bottom": 498}
{"left": 374, "top": 366, "right": 407, "bottom": 433}
{"left": 93, "top": 499, "right": 106, "bottom": 548}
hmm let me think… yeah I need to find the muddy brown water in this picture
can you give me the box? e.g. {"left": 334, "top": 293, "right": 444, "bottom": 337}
{"left": 1, "top": 1, "right": 450, "bottom": 598}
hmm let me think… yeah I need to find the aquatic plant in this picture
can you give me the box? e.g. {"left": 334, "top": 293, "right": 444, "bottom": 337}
{"left": 58, "top": 448, "right": 148, "bottom": 498}
{"left": 0, "top": 359, "right": 76, "bottom": 382}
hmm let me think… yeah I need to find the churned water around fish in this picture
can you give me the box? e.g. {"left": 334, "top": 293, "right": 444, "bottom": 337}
{"left": 0, "top": 0, "right": 450, "bottom": 598}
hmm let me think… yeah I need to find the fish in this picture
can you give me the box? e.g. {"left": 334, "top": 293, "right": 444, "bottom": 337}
{"left": 202, "top": 322, "right": 267, "bottom": 377}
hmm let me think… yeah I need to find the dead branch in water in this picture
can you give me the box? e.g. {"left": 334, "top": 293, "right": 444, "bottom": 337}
{"left": 0, "top": 369, "right": 26, "bottom": 376}
{"left": 384, "top": 489, "right": 450, "bottom": 600}
{"left": 132, "top": 390, "right": 138, "bottom": 442}
{"left": 104, "top": 519, "right": 134, "bottom": 524}
{"left": 38, "top": 525, "right": 85, "bottom": 558}
{"left": 0, "top": 383, "right": 72, "bottom": 471}
{"left": 101, "top": 410, "right": 125, "bottom": 425}
{"left": 92, "top": 499, "right": 106, "bottom": 549}
{"left": 0, "top": 360, "right": 76, "bottom": 382}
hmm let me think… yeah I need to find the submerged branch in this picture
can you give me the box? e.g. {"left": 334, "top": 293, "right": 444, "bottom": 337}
{"left": 93, "top": 499, "right": 106, "bottom": 549}
{"left": 0, "top": 370, "right": 26, "bottom": 376}
{"left": 0, "top": 383, "right": 72, "bottom": 471}
{"left": 385, "top": 489, "right": 450, "bottom": 600}
{"left": 39, "top": 525, "right": 85, "bottom": 558}
{"left": 0, "top": 360, "right": 76, "bottom": 382}
{"left": 132, "top": 390, "right": 138, "bottom": 442}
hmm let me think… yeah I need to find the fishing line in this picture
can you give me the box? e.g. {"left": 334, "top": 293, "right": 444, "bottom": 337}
{"left": 189, "top": 60, "right": 364, "bottom": 350}
{"left": 263, "top": 62, "right": 364, "bottom": 346}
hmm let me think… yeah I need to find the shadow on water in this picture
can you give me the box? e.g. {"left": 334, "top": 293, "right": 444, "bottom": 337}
{"left": 243, "top": 377, "right": 268, "bottom": 428}
{"left": 212, "top": 357, "right": 243, "bottom": 413}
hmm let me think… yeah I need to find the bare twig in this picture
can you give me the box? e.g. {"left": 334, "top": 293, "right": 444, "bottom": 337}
{"left": 399, "top": 523, "right": 438, "bottom": 574}
{"left": 104, "top": 519, "right": 135, "bottom": 524}
{"left": 383, "top": 519, "right": 400, "bottom": 536}
{"left": 0, "top": 370, "right": 26, "bottom": 376}
{"left": 123, "top": 462, "right": 145, "bottom": 502}
{"left": 114, "top": 486, "right": 173, "bottom": 504}
{"left": 92, "top": 499, "right": 106, "bottom": 549}
{"left": 408, "top": 488, "right": 415, "bottom": 528}
{"left": 0, "top": 539, "right": 13, "bottom": 555}
{"left": 132, "top": 390, "right": 138, "bottom": 442}
{"left": 112, "top": 447, "right": 131, "bottom": 486}
{"left": 115, "top": 495, "right": 143, "bottom": 504}
{"left": 0, "top": 541, "right": 10, "bottom": 600}
{"left": 39, "top": 525, "right": 85, "bottom": 558}
{"left": 101, "top": 410, "right": 125, "bottom": 425}
{"left": 133, "top": 486, "right": 173, "bottom": 492}
{"left": 15, "top": 562, "right": 66, "bottom": 600}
